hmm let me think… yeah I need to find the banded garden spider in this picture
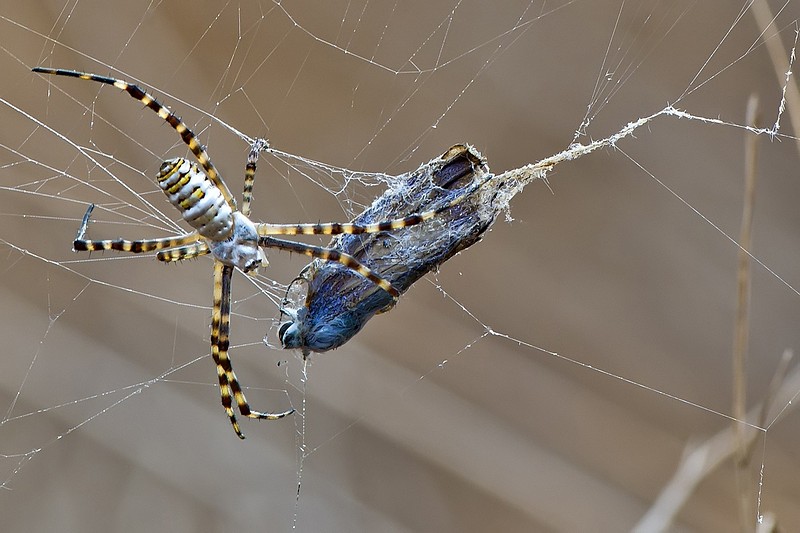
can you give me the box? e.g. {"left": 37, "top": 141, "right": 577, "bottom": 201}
{"left": 34, "top": 67, "right": 461, "bottom": 438}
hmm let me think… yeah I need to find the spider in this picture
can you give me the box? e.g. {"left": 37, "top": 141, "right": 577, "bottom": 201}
{"left": 33, "top": 67, "right": 461, "bottom": 438}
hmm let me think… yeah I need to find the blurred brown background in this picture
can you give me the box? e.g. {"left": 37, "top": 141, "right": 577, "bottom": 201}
{"left": 1, "top": 1, "right": 799, "bottom": 531}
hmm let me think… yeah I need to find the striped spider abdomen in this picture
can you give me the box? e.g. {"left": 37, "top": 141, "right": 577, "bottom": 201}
{"left": 157, "top": 158, "right": 234, "bottom": 240}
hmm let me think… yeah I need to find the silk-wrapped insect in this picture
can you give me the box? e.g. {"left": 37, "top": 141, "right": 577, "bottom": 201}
{"left": 275, "top": 144, "right": 509, "bottom": 356}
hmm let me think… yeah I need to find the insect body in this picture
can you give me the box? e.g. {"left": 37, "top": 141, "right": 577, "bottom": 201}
{"left": 279, "top": 144, "right": 501, "bottom": 356}
{"left": 35, "top": 67, "right": 472, "bottom": 438}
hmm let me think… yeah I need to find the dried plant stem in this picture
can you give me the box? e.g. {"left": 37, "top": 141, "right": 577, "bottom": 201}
{"left": 732, "top": 94, "right": 760, "bottom": 532}
{"left": 634, "top": 350, "right": 797, "bottom": 533}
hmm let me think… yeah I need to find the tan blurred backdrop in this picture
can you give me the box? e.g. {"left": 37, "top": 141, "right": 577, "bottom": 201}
{"left": 1, "top": 1, "right": 800, "bottom": 531}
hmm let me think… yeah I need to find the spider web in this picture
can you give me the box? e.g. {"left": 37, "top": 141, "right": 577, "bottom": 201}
{"left": 1, "top": 1, "right": 800, "bottom": 531}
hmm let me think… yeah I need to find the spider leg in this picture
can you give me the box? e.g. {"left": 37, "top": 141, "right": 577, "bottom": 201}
{"left": 256, "top": 212, "right": 435, "bottom": 237}
{"left": 213, "top": 261, "right": 294, "bottom": 439}
{"left": 255, "top": 183, "right": 478, "bottom": 236}
{"left": 156, "top": 241, "right": 210, "bottom": 263}
{"left": 257, "top": 170, "right": 493, "bottom": 238}
{"left": 211, "top": 262, "right": 243, "bottom": 438}
{"left": 73, "top": 203, "right": 201, "bottom": 253}
{"left": 33, "top": 67, "right": 237, "bottom": 209}
{"left": 259, "top": 235, "right": 400, "bottom": 298}
{"left": 241, "top": 139, "right": 269, "bottom": 218}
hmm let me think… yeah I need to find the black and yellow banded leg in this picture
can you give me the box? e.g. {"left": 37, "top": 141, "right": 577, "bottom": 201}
{"left": 156, "top": 241, "right": 210, "bottom": 263}
{"left": 256, "top": 210, "right": 439, "bottom": 237}
{"left": 212, "top": 262, "right": 294, "bottom": 439}
{"left": 254, "top": 178, "right": 483, "bottom": 237}
{"left": 211, "top": 262, "right": 242, "bottom": 437}
{"left": 259, "top": 235, "right": 399, "bottom": 298}
{"left": 32, "top": 67, "right": 237, "bottom": 209}
{"left": 73, "top": 204, "right": 201, "bottom": 253}
{"left": 241, "top": 139, "right": 269, "bottom": 218}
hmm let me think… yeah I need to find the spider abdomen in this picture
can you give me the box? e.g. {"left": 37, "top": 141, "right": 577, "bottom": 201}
{"left": 157, "top": 158, "right": 233, "bottom": 240}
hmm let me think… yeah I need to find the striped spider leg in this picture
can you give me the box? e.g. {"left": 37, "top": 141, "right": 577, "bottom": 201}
{"left": 35, "top": 67, "right": 463, "bottom": 438}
